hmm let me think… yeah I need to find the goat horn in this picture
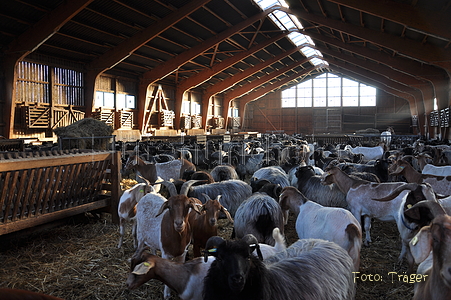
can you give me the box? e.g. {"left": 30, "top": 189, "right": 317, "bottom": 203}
{"left": 201, "top": 193, "right": 211, "bottom": 202}
{"left": 180, "top": 180, "right": 206, "bottom": 196}
{"left": 372, "top": 183, "right": 420, "bottom": 202}
{"left": 161, "top": 181, "right": 178, "bottom": 197}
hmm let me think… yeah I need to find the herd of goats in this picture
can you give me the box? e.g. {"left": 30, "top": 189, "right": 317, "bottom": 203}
{"left": 3, "top": 132, "right": 450, "bottom": 299}
{"left": 109, "top": 133, "right": 451, "bottom": 300}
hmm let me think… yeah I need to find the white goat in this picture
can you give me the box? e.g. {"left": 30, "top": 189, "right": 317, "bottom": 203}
{"left": 422, "top": 163, "right": 451, "bottom": 177}
{"left": 279, "top": 186, "right": 362, "bottom": 271}
{"left": 344, "top": 143, "right": 385, "bottom": 161}
{"left": 321, "top": 166, "right": 438, "bottom": 247}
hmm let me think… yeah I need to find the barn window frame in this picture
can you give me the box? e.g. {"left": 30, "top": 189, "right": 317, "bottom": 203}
{"left": 281, "top": 73, "right": 376, "bottom": 108}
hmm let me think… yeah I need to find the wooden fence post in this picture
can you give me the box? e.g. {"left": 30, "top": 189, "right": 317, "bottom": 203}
{"left": 109, "top": 150, "right": 122, "bottom": 224}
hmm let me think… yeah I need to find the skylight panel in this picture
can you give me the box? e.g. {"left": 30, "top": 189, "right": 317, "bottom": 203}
{"left": 255, "top": 0, "right": 279, "bottom": 10}
{"left": 252, "top": 0, "right": 328, "bottom": 67}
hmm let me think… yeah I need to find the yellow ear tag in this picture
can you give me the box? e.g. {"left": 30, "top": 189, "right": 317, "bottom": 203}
{"left": 144, "top": 262, "right": 150, "bottom": 267}
{"left": 208, "top": 248, "right": 217, "bottom": 253}
{"left": 407, "top": 204, "right": 412, "bottom": 209}
{"left": 411, "top": 236, "right": 418, "bottom": 246}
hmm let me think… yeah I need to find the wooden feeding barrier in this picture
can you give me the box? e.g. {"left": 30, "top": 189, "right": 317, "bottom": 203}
{"left": 0, "top": 150, "right": 121, "bottom": 235}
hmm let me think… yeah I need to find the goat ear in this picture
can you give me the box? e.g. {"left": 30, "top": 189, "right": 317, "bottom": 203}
{"left": 155, "top": 201, "right": 169, "bottom": 217}
{"left": 409, "top": 226, "right": 432, "bottom": 264}
{"left": 189, "top": 199, "right": 203, "bottom": 214}
{"left": 132, "top": 261, "right": 154, "bottom": 275}
{"left": 221, "top": 206, "right": 234, "bottom": 223}
{"left": 250, "top": 243, "right": 263, "bottom": 260}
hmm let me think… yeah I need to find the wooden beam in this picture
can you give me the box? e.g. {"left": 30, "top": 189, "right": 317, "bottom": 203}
{"left": 87, "top": 0, "right": 211, "bottom": 74}
{"left": 223, "top": 62, "right": 310, "bottom": 103}
{"left": 281, "top": 7, "right": 451, "bottom": 70}
{"left": 327, "top": 0, "right": 451, "bottom": 41}
{"left": 177, "top": 31, "right": 290, "bottom": 92}
{"left": 307, "top": 31, "right": 451, "bottom": 110}
{"left": 140, "top": 8, "right": 279, "bottom": 86}
{"left": 5, "top": 0, "right": 94, "bottom": 60}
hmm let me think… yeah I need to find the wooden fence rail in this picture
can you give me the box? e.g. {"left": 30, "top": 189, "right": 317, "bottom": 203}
{"left": 0, "top": 151, "right": 121, "bottom": 235}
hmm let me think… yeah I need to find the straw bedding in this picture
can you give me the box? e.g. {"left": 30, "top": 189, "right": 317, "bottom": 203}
{"left": 0, "top": 179, "right": 414, "bottom": 300}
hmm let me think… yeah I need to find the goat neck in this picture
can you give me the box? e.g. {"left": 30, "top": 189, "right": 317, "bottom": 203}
{"left": 321, "top": 167, "right": 365, "bottom": 194}
{"left": 389, "top": 160, "right": 423, "bottom": 184}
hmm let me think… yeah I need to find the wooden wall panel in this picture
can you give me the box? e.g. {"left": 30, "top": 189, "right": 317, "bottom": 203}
{"left": 245, "top": 90, "right": 412, "bottom": 135}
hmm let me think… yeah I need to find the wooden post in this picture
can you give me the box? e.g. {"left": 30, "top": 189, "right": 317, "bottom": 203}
{"left": 109, "top": 150, "right": 122, "bottom": 224}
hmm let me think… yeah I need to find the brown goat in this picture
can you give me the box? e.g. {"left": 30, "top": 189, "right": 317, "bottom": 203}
{"left": 188, "top": 194, "right": 234, "bottom": 257}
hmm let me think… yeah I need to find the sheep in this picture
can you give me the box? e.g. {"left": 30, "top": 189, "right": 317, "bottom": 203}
{"left": 250, "top": 166, "right": 290, "bottom": 188}
{"left": 188, "top": 194, "right": 234, "bottom": 257}
{"left": 210, "top": 164, "right": 239, "bottom": 182}
{"left": 0, "top": 288, "right": 63, "bottom": 300}
{"left": 126, "top": 229, "right": 286, "bottom": 300}
{"left": 233, "top": 192, "right": 285, "bottom": 246}
{"left": 124, "top": 154, "right": 196, "bottom": 183}
{"left": 203, "top": 235, "right": 355, "bottom": 300}
{"left": 404, "top": 200, "right": 451, "bottom": 300}
{"left": 187, "top": 179, "right": 252, "bottom": 217}
{"left": 117, "top": 180, "right": 158, "bottom": 248}
{"left": 279, "top": 186, "right": 362, "bottom": 271}
{"left": 134, "top": 180, "right": 202, "bottom": 299}
{"left": 320, "top": 166, "right": 439, "bottom": 247}
{"left": 295, "top": 165, "right": 348, "bottom": 208}
{"left": 388, "top": 159, "right": 451, "bottom": 195}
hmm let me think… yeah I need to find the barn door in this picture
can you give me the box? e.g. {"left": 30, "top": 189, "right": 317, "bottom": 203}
{"left": 313, "top": 108, "right": 342, "bottom": 134}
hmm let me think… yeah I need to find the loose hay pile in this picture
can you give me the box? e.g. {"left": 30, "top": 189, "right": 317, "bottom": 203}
{"left": 0, "top": 189, "right": 415, "bottom": 300}
{"left": 53, "top": 118, "right": 114, "bottom": 150}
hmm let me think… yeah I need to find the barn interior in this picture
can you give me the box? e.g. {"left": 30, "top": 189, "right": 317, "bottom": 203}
{"left": 1, "top": 1, "right": 451, "bottom": 300}
{"left": 1, "top": 0, "right": 450, "bottom": 144}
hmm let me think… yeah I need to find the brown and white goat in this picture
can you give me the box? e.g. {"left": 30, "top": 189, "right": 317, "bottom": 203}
{"left": 117, "top": 180, "right": 155, "bottom": 248}
{"left": 188, "top": 194, "right": 233, "bottom": 257}
{"left": 133, "top": 180, "right": 202, "bottom": 299}
{"left": 405, "top": 200, "right": 451, "bottom": 300}
{"left": 127, "top": 246, "right": 215, "bottom": 300}
{"left": 124, "top": 154, "right": 196, "bottom": 183}
{"left": 389, "top": 159, "right": 451, "bottom": 196}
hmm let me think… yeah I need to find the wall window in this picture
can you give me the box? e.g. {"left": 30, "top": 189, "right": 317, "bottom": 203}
{"left": 230, "top": 107, "right": 239, "bottom": 117}
{"left": 16, "top": 61, "right": 84, "bottom": 106}
{"left": 116, "top": 94, "right": 136, "bottom": 109}
{"left": 95, "top": 91, "right": 114, "bottom": 107}
{"left": 281, "top": 72, "right": 376, "bottom": 108}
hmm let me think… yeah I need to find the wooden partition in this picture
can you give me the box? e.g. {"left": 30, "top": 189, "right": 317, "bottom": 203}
{"left": 0, "top": 150, "right": 121, "bottom": 235}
